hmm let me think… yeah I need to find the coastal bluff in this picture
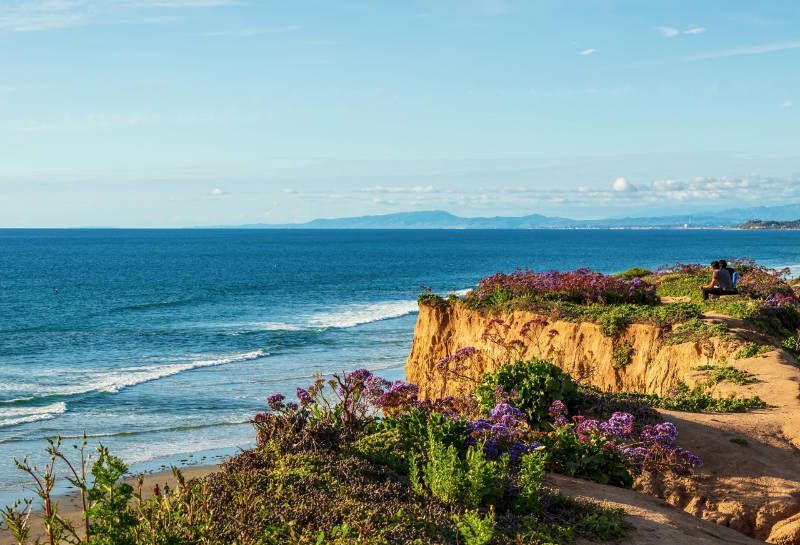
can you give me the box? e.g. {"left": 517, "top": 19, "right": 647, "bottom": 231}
{"left": 406, "top": 302, "right": 738, "bottom": 400}
{"left": 405, "top": 301, "right": 800, "bottom": 544}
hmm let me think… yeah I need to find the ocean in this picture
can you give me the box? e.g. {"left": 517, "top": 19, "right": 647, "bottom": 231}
{"left": 1, "top": 228, "right": 799, "bottom": 503}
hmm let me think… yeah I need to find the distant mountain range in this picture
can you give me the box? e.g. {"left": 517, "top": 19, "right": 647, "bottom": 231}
{"left": 233, "top": 203, "right": 800, "bottom": 230}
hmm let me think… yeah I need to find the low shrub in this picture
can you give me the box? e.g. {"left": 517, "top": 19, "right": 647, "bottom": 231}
{"left": 475, "top": 359, "right": 579, "bottom": 427}
{"left": 617, "top": 382, "right": 767, "bottom": 413}
{"left": 665, "top": 318, "right": 729, "bottom": 345}
{"left": 734, "top": 342, "right": 773, "bottom": 359}
{"left": 615, "top": 267, "right": 653, "bottom": 281}
{"left": 453, "top": 509, "right": 495, "bottom": 545}
{"left": 694, "top": 365, "right": 758, "bottom": 385}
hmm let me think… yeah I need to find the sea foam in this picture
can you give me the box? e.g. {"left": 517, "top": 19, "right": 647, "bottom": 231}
{"left": 0, "top": 402, "right": 67, "bottom": 428}
{"left": 308, "top": 300, "right": 419, "bottom": 329}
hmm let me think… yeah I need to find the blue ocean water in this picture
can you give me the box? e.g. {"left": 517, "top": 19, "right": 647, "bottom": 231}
{"left": 1, "top": 228, "right": 799, "bottom": 503}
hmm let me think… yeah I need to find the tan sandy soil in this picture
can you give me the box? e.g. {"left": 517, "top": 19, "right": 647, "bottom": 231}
{"left": 551, "top": 473, "right": 762, "bottom": 545}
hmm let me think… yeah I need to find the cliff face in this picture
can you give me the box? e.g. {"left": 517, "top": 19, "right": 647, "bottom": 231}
{"left": 405, "top": 303, "right": 736, "bottom": 400}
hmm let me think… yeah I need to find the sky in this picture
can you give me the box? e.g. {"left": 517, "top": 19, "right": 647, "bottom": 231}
{"left": 0, "top": 0, "right": 799, "bottom": 227}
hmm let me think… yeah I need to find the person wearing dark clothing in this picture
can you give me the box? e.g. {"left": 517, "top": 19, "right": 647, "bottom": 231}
{"left": 702, "top": 261, "right": 736, "bottom": 300}
{"left": 720, "top": 259, "right": 737, "bottom": 286}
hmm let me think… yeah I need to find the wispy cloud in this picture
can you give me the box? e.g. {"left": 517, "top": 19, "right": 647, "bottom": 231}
{"left": 580, "top": 48, "right": 596, "bottom": 56}
{"left": 782, "top": 100, "right": 793, "bottom": 108}
{"left": 684, "top": 25, "right": 705, "bottom": 35}
{"left": 655, "top": 25, "right": 705, "bottom": 38}
{"left": 202, "top": 24, "right": 301, "bottom": 37}
{"left": 655, "top": 26, "right": 679, "bottom": 38}
{"left": 683, "top": 39, "right": 800, "bottom": 61}
{"left": 0, "top": 0, "right": 238, "bottom": 32}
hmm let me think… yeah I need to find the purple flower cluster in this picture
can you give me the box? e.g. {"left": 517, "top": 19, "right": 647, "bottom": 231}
{"left": 640, "top": 422, "right": 678, "bottom": 447}
{"left": 468, "top": 402, "right": 534, "bottom": 463}
{"left": 545, "top": 402, "right": 702, "bottom": 475}
{"left": 738, "top": 266, "right": 796, "bottom": 305}
{"left": 624, "top": 421, "right": 702, "bottom": 474}
{"left": 599, "top": 412, "right": 634, "bottom": 438}
{"left": 267, "top": 393, "right": 285, "bottom": 410}
{"left": 548, "top": 400, "right": 569, "bottom": 427}
{"left": 375, "top": 380, "right": 419, "bottom": 411}
{"left": 469, "top": 268, "right": 657, "bottom": 306}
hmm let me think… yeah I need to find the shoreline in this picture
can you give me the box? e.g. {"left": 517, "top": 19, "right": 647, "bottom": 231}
{"left": 0, "top": 464, "right": 220, "bottom": 545}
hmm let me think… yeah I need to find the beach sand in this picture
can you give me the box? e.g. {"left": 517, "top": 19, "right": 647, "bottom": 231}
{"left": 0, "top": 465, "right": 218, "bottom": 545}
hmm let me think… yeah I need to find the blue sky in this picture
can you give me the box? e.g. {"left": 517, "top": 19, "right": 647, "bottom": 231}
{"left": 0, "top": 0, "right": 798, "bottom": 227}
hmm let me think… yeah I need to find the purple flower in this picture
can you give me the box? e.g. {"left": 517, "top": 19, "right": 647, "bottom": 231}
{"left": 267, "top": 393, "right": 285, "bottom": 410}
{"left": 622, "top": 446, "right": 648, "bottom": 463}
{"left": 491, "top": 402, "right": 525, "bottom": 422}
{"left": 548, "top": 400, "right": 567, "bottom": 420}
{"left": 600, "top": 412, "right": 634, "bottom": 438}
{"left": 467, "top": 418, "right": 492, "bottom": 433}
{"left": 482, "top": 438, "right": 500, "bottom": 459}
{"left": 641, "top": 422, "right": 678, "bottom": 447}
{"left": 575, "top": 418, "right": 599, "bottom": 441}
{"left": 296, "top": 387, "right": 313, "bottom": 405}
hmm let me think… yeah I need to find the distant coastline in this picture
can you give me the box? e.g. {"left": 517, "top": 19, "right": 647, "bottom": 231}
{"left": 213, "top": 203, "right": 800, "bottom": 230}
{"left": 739, "top": 219, "right": 800, "bottom": 230}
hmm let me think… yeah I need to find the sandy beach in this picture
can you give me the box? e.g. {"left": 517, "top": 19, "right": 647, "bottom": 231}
{"left": 0, "top": 465, "right": 218, "bottom": 545}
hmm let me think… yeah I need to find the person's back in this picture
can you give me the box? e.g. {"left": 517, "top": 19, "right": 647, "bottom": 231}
{"left": 714, "top": 267, "right": 734, "bottom": 291}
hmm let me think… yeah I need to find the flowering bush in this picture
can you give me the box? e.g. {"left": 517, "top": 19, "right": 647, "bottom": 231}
{"left": 466, "top": 403, "right": 540, "bottom": 463}
{"left": 546, "top": 401, "right": 702, "bottom": 479}
{"left": 475, "top": 359, "right": 580, "bottom": 427}
{"left": 466, "top": 268, "right": 657, "bottom": 308}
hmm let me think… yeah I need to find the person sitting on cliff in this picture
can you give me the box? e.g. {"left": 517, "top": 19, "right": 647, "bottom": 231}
{"left": 702, "top": 260, "right": 735, "bottom": 300}
{"left": 720, "top": 259, "right": 738, "bottom": 288}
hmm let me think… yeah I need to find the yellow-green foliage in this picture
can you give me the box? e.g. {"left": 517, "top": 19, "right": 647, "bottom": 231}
{"left": 734, "top": 342, "right": 773, "bottom": 359}
{"left": 665, "top": 318, "right": 728, "bottom": 345}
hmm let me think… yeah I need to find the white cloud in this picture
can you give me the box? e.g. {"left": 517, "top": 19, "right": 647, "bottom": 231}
{"left": 684, "top": 25, "right": 705, "bottom": 35}
{"left": 202, "top": 25, "right": 301, "bottom": 38}
{"left": 781, "top": 100, "right": 793, "bottom": 108}
{"left": 612, "top": 177, "right": 635, "bottom": 192}
{"left": 210, "top": 187, "right": 226, "bottom": 196}
{"left": 0, "top": 0, "right": 238, "bottom": 32}
{"left": 580, "top": 48, "right": 596, "bottom": 56}
{"left": 655, "top": 26, "right": 679, "bottom": 38}
{"left": 683, "top": 40, "right": 800, "bottom": 62}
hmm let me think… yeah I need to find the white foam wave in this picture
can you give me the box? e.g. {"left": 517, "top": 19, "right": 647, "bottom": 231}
{"left": 453, "top": 288, "right": 472, "bottom": 296}
{"left": 252, "top": 322, "right": 306, "bottom": 331}
{"left": 0, "top": 402, "right": 67, "bottom": 428}
{"left": 308, "top": 300, "right": 418, "bottom": 329}
{"left": 39, "top": 350, "right": 270, "bottom": 397}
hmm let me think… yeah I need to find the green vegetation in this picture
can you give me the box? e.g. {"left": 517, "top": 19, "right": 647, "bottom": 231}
{"left": 694, "top": 365, "right": 758, "bottom": 385}
{"left": 499, "top": 300, "right": 702, "bottom": 337}
{"left": 475, "top": 359, "right": 580, "bottom": 425}
{"left": 615, "top": 382, "right": 767, "bottom": 413}
{"left": 665, "top": 318, "right": 729, "bottom": 345}
{"left": 615, "top": 267, "right": 653, "bottom": 281}
{"left": 734, "top": 342, "right": 773, "bottom": 359}
{"left": 612, "top": 341, "right": 635, "bottom": 369}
